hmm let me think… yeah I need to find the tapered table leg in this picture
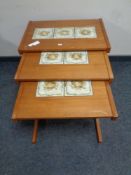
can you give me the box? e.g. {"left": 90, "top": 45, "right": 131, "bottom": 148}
{"left": 32, "top": 120, "right": 39, "bottom": 144}
{"left": 95, "top": 119, "right": 102, "bottom": 143}
{"left": 111, "top": 117, "right": 117, "bottom": 121}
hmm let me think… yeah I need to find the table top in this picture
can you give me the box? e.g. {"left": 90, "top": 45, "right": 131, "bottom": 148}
{"left": 18, "top": 19, "right": 111, "bottom": 53}
{"left": 12, "top": 81, "right": 118, "bottom": 120}
{"left": 15, "top": 51, "right": 113, "bottom": 81}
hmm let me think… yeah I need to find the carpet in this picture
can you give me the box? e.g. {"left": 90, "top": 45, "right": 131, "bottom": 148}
{"left": 0, "top": 60, "right": 131, "bottom": 175}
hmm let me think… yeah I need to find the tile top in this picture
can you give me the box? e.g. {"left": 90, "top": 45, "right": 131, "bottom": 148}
{"left": 75, "top": 27, "right": 97, "bottom": 38}
{"left": 64, "top": 51, "right": 88, "bottom": 64}
{"left": 39, "top": 52, "right": 63, "bottom": 64}
{"left": 36, "top": 81, "right": 64, "bottom": 97}
{"left": 54, "top": 27, "right": 74, "bottom": 38}
{"left": 32, "top": 28, "right": 54, "bottom": 39}
{"left": 65, "top": 81, "right": 93, "bottom": 96}
{"left": 36, "top": 81, "right": 93, "bottom": 97}
{"left": 39, "top": 51, "right": 88, "bottom": 64}
{"left": 32, "top": 27, "right": 97, "bottom": 39}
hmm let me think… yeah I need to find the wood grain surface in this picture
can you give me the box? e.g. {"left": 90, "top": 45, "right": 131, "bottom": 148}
{"left": 12, "top": 81, "right": 118, "bottom": 120}
{"left": 15, "top": 51, "right": 113, "bottom": 81}
{"left": 18, "top": 19, "right": 111, "bottom": 53}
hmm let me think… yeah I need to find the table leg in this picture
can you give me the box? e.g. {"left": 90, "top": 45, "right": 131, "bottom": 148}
{"left": 95, "top": 119, "right": 102, "bottom": 143}
{"left": 111, "top": 117, "right": 117, "bottom": 121}
{"left": 32, "top": 120, "right": 39, "bottom": 144}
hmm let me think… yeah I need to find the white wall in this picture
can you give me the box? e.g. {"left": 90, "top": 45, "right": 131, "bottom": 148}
{"left": 0, "top": 0, "right": 131, "bottom": 56}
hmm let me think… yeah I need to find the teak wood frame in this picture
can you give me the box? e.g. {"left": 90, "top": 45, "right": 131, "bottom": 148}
{"left": 31, "top": 119, "right": 103, "bottom": 144}
{"left": 18, "top": 19, "right": 111, "bottom": 53}
{"left": 15, "top": 51, "right": 114, "bottom": 82}
{"left": 12, "top": 82, "right": 118, "bottom": 144}
{"left": 31, "top": 118, "right": 117, "bottom": 144}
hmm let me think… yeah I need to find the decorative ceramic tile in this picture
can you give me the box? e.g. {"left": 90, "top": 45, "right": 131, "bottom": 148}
{"left": 32, "top": 27, "right": 97, "bottom": 39}
{"left": 65, "top": 81, "right": 93, "bottom": 96}
{"left": 54, "top": 27, "right": 74, "bottom": 38}
{"left": 75, "top": 27, "right": 97, "bottom": 38}
{"left": 64, "top": 51, "right": 88, "bottom": 64}
{"left": 36, "top": 81, "right": 64, "bottom": 97}
{"left": 39, "top": 52, "right": 64, "bottom": 64}
{"left": 32, "top": 28, "right": 54, "bottom": 39}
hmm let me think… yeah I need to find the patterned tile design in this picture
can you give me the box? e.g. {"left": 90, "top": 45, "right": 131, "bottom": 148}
{"left": 32, "top": 28, "right": 54, "bottom": 39}
{"left": 36, "top": 81, "right": 93, "bottom": 97}
{"left": 39, "top": 51, "right": 88, "bottom": 64}
{"left": 36, "top": 81, "right": 64, "bottom": 97}
{"left": 65, "top": 81, "right": 93, "bottom": 96}
{"left": 32, "top": 27, "right": 97, "bottom": 39}
{"left": 39, "top": 52, "right": 63, "bottom": 64}
{"left": 64, "top": 51, "right": 88, "bottom": 64}
{"left": 54, "top": 27, "right": 74, "bottom": 38}
{"left": 75, "top": 27, "right": 97, "bottom": 38}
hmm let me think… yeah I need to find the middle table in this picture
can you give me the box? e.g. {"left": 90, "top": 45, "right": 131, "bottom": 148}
{"left": 15, "top": 51, "right": 113, "bottom": 81}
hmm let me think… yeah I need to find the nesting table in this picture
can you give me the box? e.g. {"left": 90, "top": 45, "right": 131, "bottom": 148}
{"left": 12, "top": 19, "right": 118, "bottom": 143}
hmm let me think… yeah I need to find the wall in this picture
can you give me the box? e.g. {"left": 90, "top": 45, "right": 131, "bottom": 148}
{"left": 0, "top": 0, "right": 131, "bottom": 56}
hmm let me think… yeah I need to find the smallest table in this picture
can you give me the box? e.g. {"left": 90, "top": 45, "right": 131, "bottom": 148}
{"left": 18, "top": 19, "right": 110, "bottom": 53}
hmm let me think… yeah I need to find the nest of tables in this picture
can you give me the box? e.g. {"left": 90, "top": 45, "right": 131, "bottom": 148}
{"left": 12, "top": 19, "right": 118, "bottom": 144}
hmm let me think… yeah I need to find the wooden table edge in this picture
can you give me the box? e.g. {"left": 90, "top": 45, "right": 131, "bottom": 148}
{"left": 99, "top": 18, "right": 111, "bottom": 52}
{"left": 106, "top": 82, "right": 118, "bottom": 118}
{"left": 18, "top": 21, "right": 33, "bottom": 54}
{"left": 12, "top": 115, "right": 116, "bottom": 121}
{"left": 103, "top": 52, "right": 114, "bottom": 81}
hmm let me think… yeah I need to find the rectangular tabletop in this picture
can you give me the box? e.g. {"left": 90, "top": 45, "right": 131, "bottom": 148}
{"left": 12, "top": 81, "right": 118, "bottom": 120}
{"left": 15, "top": 51, "right": 113, "bottom": 81}
{"left": 18, "top": 19, "right": 111, "bottom": 53}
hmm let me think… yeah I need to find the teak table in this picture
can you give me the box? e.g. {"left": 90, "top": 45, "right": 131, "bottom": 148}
{"left": 15, "top": 51, "right": 113, "bottom": 81}
{"left": 18, "top": 19, "right": 110, "bottom": 53}
{"left": 12, "top": 19, "right": 118, "bottom": 144}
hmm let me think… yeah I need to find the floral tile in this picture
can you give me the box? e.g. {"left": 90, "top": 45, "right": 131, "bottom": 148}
{"left": 32, "top": 28, "right": 54, "bottom": 39}
{"left": 36, "top": 81, "right": 64, "bottom": 97}
{"left": 54, "top": 27, "right": 74, "bottom": 38}
{"left": 65, "top": 81, "right": 93, "bottom": 96}
{"left": 75, "top": 27, "right": 97, "bottom": 38}
{"left": 39, "top": 52, "right": 64, "bottom": 64}
{"left": 64, "top": 51, "right": 88, "bottom": 64}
